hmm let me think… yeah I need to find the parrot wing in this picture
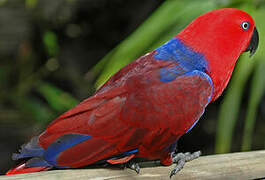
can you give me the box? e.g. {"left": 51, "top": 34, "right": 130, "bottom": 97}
{"left": 121, "top": 69, "right": 213, "bottom": 134}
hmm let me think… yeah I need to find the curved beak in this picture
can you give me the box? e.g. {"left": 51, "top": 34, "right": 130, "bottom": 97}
{"left": 244, "top": 27, "right": 259, "bottom": 57}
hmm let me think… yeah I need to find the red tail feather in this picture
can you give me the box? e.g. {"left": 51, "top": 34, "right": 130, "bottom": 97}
{"left": 6, "top": 163, "right": 52, "bottom": 175}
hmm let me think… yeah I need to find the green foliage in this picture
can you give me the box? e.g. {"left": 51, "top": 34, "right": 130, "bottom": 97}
{"left": 25, "top": 0, "right": 38, "bottom": 9}
{"left": 16, "top": 96, "right": 55, "bottom": 125}
{"left": 43, "top": 31, "right": 59, "bottom": 57}
{"left": 215, "top": 54, "right": 255, "bottom": 153}
{"left": 0, "top": 6, "right": 78, "bottom": 127}
{"left": 242, "top": 60, "right": 265, "bottom": 151}
{"left": 37, "top": 81, "right": 78, "bottom": 112}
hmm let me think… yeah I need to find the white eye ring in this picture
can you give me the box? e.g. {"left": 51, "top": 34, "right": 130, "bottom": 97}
{"left": 241, "top": 21, "right": 250, "bottom": 30}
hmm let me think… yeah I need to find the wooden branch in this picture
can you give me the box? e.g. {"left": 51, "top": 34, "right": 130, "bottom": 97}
{"left": 1, "top": 150, "right": 265, "bottom": 180}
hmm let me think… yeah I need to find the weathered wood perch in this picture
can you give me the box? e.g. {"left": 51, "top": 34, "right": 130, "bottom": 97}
{"left": 1, "top": 150, "right": 265, "bottom": 180}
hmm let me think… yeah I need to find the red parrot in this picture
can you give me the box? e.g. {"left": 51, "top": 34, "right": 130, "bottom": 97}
{"left": 6, "top": 8, "right": 259, "bottom": 177}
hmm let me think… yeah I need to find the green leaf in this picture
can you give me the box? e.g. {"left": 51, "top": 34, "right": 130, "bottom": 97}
{"left": 215, "top": 55, "right": 255, "bottom": 153}
{"left": 43, "top": 31, "right": 59, "bottom": 57}
{"left": 241, "top": 61, "right": 265, "bottom": 151}
{"left": 24, "top": 98, "right": 55, "bottom": 124}
{"left": 36, "top": 81, "right": 78, "bottom": 112}
{"left": 13, "top": 96, "right": 55, "bottom": 125}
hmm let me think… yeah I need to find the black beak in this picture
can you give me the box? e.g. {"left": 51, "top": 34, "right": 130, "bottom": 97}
{"left": 244, "top": 27, "right": 259, "bottom": 57}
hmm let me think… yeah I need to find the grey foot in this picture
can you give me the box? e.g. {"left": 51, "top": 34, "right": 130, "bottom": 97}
{"left": 125, "top": 161, "right": 140, "bottom": 174}
{"left": 170, "top": 151, "right": 201, "bottom": 178}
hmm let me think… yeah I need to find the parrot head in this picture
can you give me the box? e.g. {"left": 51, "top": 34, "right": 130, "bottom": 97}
{"left": 177, "top": 8, "right": 259, "bottom": 101}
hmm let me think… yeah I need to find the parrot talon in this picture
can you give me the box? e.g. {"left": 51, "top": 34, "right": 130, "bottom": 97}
{"left": 126, "top": 161, "right": 140, "bottom": 174}
{"left": 170, "top": 151, "right": 201, "bottom": 178}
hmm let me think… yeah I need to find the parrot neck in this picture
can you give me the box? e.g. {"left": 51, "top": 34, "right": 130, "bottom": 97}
{"left": 176, "top": 34, "right": 240, "bottom": 101}
{"left": 206, "top": 54, "right": 238, "bottom": 101}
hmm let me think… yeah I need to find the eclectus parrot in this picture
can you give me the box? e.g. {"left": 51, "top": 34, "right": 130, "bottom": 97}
{"left": 6, "top": 8, "right": 259, "bottom": 177}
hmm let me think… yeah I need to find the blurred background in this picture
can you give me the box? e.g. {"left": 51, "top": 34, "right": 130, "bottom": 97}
{"left": 0, "top": 0, "right": 264, "bottom": 175}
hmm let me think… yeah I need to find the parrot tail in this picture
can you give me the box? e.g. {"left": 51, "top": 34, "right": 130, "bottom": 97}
{"left": 6, "top": 162, "right": 52, "bottom": 175}
{"left": 6, "top": 136, "right": 53, "bottom": 175}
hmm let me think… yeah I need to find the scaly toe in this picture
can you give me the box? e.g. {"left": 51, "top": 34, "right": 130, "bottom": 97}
{"left": 170, "top": 150, "right": 201, "bottom": 178}
{"left": 126, "top": 161, "right": 140, "bottom": 174}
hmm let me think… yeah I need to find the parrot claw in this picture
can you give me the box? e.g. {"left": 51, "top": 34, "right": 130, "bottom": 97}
{"left": 125, "top": 161, "right": 140, "bottom": 174}
{"left": 170, "top": 150, "right": 201, "bottom": 178}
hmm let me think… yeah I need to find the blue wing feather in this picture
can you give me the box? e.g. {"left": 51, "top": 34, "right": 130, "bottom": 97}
{"left": 44, "top": 133, "right": 91, "bottom": 166}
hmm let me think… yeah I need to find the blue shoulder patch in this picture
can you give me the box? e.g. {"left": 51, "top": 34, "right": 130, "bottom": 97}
{"left": 44, "top": 133, "right": 91, "bottom": 167}
{"left": 154, "top": 38, "right": 209, "bottom": 82}
{"left": 160, "top": 67, "right": 184, "bottom": 82}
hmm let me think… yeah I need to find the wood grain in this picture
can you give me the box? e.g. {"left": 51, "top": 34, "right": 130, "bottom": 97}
{"left": 1, "top": 150, "right": 265, "bottom": 180}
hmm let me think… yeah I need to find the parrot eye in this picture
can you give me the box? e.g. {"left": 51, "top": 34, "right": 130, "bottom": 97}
{"left": 241, "top": 21, "right": 250, "bottom": 30}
